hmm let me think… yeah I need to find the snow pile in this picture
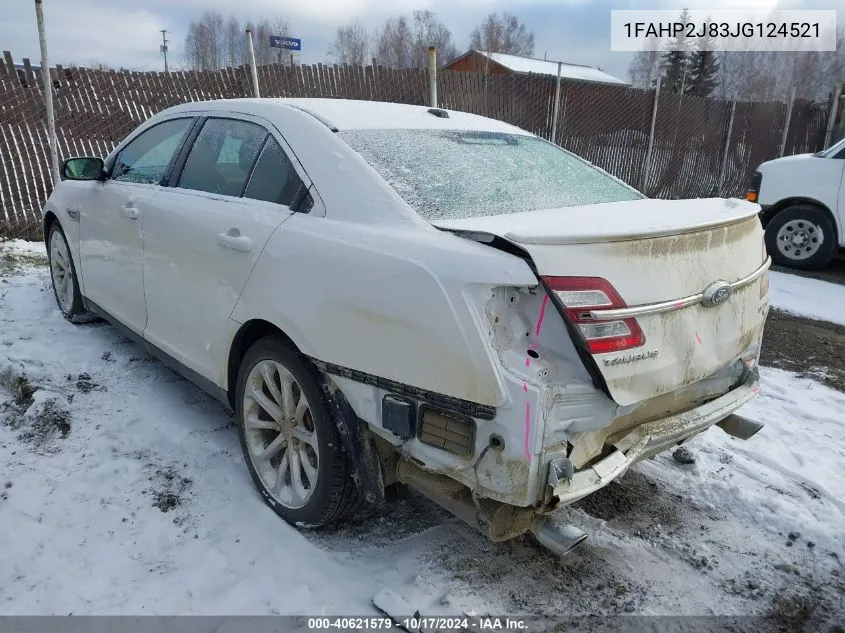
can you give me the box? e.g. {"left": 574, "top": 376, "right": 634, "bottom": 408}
{"left": 768, "top": 270, "right": 845, "bottom": 326}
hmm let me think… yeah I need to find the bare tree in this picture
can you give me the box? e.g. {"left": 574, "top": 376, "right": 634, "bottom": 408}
{"left": 248, "top": 17, "right": 291, "bottom": 65}
{"left": 714, "top": 24, "right": 845, "bottom": 102}
{"left": 411, "top": 10, "right": 458, "bottom": 67}
{"left": 224, "top": 16, "right": 243, "bottom": 67}
{"left": 328, "top": 19, "right": 370, "bottom": 66}
{"left": 469, "top": 12, "right": 534, "bottom": 57}
{"left": 184, "top": 10, "right": 226, "bottom": 71}
{"left": 375, "top": 16, "right": 413, "bottom": 68}
{"left": 628, "top": 36, "right": 662, "bottom": 89}
{"left": 719, "top": 28, "right": 845, "bottom": 103}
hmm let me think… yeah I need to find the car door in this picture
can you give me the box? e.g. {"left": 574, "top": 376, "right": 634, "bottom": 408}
{"left": 140, "top": 114, "right": 308, "bottom": 385}
{"left": 79, "top": 116, "right": 195, "bottom": 334}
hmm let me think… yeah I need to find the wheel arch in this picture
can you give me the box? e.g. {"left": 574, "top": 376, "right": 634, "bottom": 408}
{"left": 225, "top": 317, "right": 386, "bottom": 505}
{"left": 226, "top": 319, "right": 297, "bottom": 409}
{"left": 43, "top": 210, "right": 60, "bottom": 246}
{"left": 761, "top": 197, "right": 837, "bottom": 234}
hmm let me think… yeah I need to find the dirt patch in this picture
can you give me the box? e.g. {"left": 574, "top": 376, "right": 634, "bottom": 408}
{"left": 574, "top": 469, "right": 702, "bottom": 534}
{"left": 0, "top": 246, "right": 48, "bottom": 278}
{"left": 67, "top": 372, "right": 106, "bottom": 394}
{"left": 761, "top": 309, "right": 845, "bottom": 393}
{"left": 15, "top": 399, "right": 71, "bottom": 446}
{"left": 765, "top": 582, "right": 845, "bottom": 632}
{"left": 0, "top": 366, "right": 72, "bottom": 450}
{"left": 144, "top": 465, "right": 193, "bottom": 513}
{"left": 0, "top": 367, "right": 35, "bottom": 407}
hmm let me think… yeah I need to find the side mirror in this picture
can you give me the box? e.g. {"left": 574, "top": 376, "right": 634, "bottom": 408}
{"left": 62, "top": 157, "right": 105, "bottom": 181}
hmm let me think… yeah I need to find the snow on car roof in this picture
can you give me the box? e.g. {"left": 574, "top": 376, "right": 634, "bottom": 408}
{"left": 477, "top": 51, "right": 629, "bottom": 86}
{"left": 165, "top": 98, "right": 532, "bottom": 135}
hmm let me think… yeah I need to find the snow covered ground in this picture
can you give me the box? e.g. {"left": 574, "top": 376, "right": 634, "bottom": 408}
{"left": 769, "top": 270, "right": 845, "bottom": 327}
{"left": 1, "top": 240, "right": 843, "bottom": 624}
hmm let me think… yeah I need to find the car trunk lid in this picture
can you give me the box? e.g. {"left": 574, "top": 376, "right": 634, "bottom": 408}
{"left": 434, "top": 198, "right": 770, "bottom": 407}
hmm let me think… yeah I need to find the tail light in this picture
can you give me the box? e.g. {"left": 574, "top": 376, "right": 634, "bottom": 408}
{"left": 542, "top": 276, "right": 645, "bottom": 354}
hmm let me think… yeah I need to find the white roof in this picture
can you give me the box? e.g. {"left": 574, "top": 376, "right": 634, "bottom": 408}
{"left": 164, "top": 98, "right": 533, "bottom": 135}
{"left": 477, "top": 51, "right": 628, "bottom": 85}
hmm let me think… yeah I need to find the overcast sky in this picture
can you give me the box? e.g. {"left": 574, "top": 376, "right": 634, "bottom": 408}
{"left": 1, "top": 0, "right": 840, "bottom": 81}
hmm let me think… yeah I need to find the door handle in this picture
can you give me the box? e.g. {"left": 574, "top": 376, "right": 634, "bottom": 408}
{"left": 217, "top": 229, "right": 253, "bottom": 253}
{"left": 120, "top": 204, "right": 139, "bottom": 220}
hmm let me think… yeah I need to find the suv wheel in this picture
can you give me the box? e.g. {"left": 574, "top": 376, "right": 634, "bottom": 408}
{"left": 765, "top": 204, "right": 838, "bottom": 270}
{"left": 235, "top": 335, "right": 361, "bottom": 526}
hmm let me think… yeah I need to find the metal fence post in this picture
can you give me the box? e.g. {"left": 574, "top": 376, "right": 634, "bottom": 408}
{"left": 428, "top": 47, "right": 437, "bottom": 108}
{"left": 718, "top": 100, "right": 737, "bottom": 197}
{"left": 550, "top": 61, "right": 562, "bottom": 144}
{"left": 779, "top": 87, "right": 796, "bottom": 157}
{"left": 642, "top": 76, "right": 661, "bottom": 193}
{"left": 245, "top": 28, "right": 260, "bottom": 98}
{"left": 824, "top": 81, "right": 843, "bottom": 149}
{"left": 34, "top": 0, "right": 59, "bottom": 185}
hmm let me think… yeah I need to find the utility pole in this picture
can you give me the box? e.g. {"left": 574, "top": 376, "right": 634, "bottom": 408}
{"left": 160, "top": 29, "right": 169, "bottom": 73}
{"left": 246, "top": 29, "right": 260, "bottom": 98}
{"left": 34, "top": 0, "right": 60, "bottom": 185}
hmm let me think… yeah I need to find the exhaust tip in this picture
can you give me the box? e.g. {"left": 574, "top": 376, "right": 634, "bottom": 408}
{"left": 530, "top": 517, "right": 588, "bottom": 557}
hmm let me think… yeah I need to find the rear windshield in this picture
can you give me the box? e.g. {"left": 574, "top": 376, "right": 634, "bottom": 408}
{"left": 339, "top": 129, "right": 642, "bottom": 221}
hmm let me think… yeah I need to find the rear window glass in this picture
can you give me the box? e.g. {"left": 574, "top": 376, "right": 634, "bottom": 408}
{"left": 339, "top": 129, "right": 642, "bottom": 221}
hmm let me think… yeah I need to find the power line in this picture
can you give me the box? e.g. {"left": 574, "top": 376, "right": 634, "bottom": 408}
{"left": 160, "top": 29, "right": 169, "bottom": 73}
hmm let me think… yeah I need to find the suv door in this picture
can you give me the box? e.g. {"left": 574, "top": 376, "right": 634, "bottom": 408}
{"left": 80, "top": 117, "right": 194, "bottom": 333}
{"left": 141, "top": 115, "right": 310, "bottom": 385}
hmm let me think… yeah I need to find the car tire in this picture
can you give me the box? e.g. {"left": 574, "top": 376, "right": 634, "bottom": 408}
{"left": 235, "top": 335, "right": 361, "bottom": 527}
{"left": 765, "top": 205, "right": 838, "bottom": 270}
{"left": 47, "top": 223, "right": 89, "bottom": 322}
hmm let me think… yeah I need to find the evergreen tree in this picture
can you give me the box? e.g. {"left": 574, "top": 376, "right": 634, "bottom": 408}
{"left": 688, "top": 23, "right": 720, "bottom": 97}
{"left": 661, "top": 8, "right": 695, "bottom": 94}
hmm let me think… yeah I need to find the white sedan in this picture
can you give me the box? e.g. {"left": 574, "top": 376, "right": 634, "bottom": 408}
{"left": 44, "top": 98, "right": 770, "bottom": 554}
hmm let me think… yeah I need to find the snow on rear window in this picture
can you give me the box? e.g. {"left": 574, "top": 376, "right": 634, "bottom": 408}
{"left": 339, "top": 129, "right": 642, "bottom": 220}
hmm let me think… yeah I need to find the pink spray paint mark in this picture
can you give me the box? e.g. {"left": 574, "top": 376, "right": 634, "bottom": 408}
{"left": 522, "top": 383, "right": 528, "bottom": 393}
{"left": 523, "top": 401, "right": 532, "bottom": 462}
{"left": 673, "top": 300, "right": 685, "bottom": 309}
{"left": 524, "top": 357, "right": 531, "bottom": 367}
{"left": 695, "top": 332, "right": 703, "bottom": 344}
{"left": 535, "top": 294, "right": 550, "bottom": 337}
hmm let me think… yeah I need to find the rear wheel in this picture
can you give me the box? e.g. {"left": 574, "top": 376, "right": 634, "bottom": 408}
{"left": 765, "top": 205, "right": 838, "bottom": 270}
{"left": 48, "top": 223, "right": 87, "bottom": 321}
{"left": 235, "top": 335, "right": 361, "bottom": 526}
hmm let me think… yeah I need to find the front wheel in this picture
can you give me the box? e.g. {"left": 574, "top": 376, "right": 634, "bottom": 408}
{"left": 765, "top": 205, "right": 838, "bottom": 270}
{"left": 235, "top": 335, "right": 361, "bottom": 527}
{"left": 48, "top": 223, "right": 87, "bottom": 321}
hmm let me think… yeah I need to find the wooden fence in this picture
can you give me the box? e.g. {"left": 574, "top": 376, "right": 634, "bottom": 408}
{"left": 0, "top": 50, "right": 831, "bottom": 239}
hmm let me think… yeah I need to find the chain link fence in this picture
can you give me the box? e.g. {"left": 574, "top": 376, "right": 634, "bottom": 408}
{"left": 0, "top": 50, "right": 831, "bottom": 240}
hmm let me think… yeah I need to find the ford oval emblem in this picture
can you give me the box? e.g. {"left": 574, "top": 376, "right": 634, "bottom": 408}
{"left": 702, "top": 281, "right": 733, "bottom": 308}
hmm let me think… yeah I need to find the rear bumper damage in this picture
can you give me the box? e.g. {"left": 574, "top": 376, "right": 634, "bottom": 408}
{"left": 549, "top": 375, "right": 761, "bottom": 505}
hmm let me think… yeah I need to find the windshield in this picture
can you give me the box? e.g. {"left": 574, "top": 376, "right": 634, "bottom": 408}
{"left": 339, "top": 129, "right": 642, "bottom": 221}
{"left": 817, "top": 136, "right": 845, "bottom": 158}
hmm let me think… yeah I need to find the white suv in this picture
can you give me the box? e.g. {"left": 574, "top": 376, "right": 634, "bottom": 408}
{"left": 43, "top": 99, "right": 769, "bottom": 555}
{"left": 751, "top": 136, "right": 845, "bottom": 269}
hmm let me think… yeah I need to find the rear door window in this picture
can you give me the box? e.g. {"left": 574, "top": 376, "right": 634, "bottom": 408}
{"left": 243, "top": 137, "right": 303, "bottom": 206}
{"left": 178, "top": 118, "right": 267, "bottom": 197}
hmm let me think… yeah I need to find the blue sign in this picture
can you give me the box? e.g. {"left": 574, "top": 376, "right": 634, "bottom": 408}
{"left": 269, "top": 36, "right": 301, "bottom": 51}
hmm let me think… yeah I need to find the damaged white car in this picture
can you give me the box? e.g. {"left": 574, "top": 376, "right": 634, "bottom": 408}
{"left": 43, "top": 98, "right": 770, "bottom": 555}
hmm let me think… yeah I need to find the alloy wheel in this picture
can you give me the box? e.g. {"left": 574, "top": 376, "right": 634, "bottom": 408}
{"left": 242, "top": 360, "right": 320, "bottom": 509}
